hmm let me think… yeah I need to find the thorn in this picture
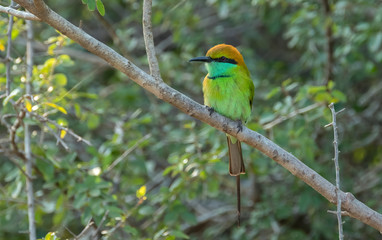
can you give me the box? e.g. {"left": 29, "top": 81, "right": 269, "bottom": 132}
{"left": 336, "top": 108, "right": 346, "bottom": 115}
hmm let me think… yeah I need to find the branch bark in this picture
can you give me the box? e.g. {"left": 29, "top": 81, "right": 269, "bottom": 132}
{"left": 25, "top": 18, "right": 36, "bottom": 240}
{"left": 0, "top": 5, "right": 40, "bottom": 21}
{"left": 326, "top": 103, "right": 344, "bottom": 240}
{"left": 142, "top": 0, "right": 162, "bottom": 81}
{"left": 11, "top": 0, "right": 382, "bottom": 233}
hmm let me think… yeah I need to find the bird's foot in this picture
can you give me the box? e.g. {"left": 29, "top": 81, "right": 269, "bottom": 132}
{"left": 206, "top": 106, "right": 215, "bottom": 116}
{"left": 236, "top": 120, "right": 243, "bottom": 134}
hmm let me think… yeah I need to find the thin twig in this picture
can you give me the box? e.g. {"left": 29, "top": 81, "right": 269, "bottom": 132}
{"left": 142, "top": 0, "right": 162, "bottom": 81}
{"left": 104, "top": 134, "right": 151, "bottom": 174}
{"left": 75, "top": 220, "right": 96, "bottom": 240}
{"left": 326, "top": 103, "right": 344, "bottom": 240}
{"left": 25, "top": 18, "right": 36, "bottom": 240}
{"left": 328, "top": 210, "right": 350, "bottom": 217}
{"left": 95, "top": 210, "right": 109, "bottom": 237}
{"left": 43, "top": 123, "right": 69, "bottom": 151}
{"left": 263, "top": 103, "right": 322, "bottom": 130}
{"left": 0, "top": 5, "right": 40, "bottom": 21}
{"left": 29, "top": 112, "right": 92, "bottom": 146}
{"left": 0, "top": 147, "right": 32, "bottom": 179}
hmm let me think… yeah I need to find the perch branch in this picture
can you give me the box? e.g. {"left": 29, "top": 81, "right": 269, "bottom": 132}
{"left": 12, "top": 0, "right": 382, "bottom": 233}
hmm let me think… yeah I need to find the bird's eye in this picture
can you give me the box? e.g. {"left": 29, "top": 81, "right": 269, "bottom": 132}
{"left": 220, "top": 56, "right": 227, "bottom": 61}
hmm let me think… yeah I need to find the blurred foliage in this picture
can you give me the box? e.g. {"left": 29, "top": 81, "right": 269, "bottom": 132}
{"left": 1, "top": 0, "right": 382, "bottom": 239}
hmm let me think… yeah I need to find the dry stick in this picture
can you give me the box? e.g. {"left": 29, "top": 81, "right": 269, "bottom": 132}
{"left": 25, "top": 18, "right": 36, "bottom": 240}
{"left": 142, "top": 0, "right": 162, "bottom": 81}
{"left": 13, "top": 0, "right": 382, "bottom": 232}
{"left": 325, "top": 103, "right": 345, "bottom": 240}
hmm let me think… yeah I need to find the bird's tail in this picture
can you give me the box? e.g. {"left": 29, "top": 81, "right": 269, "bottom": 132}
{"left": 227, "top": 136, "right": 245, "bottom": 176}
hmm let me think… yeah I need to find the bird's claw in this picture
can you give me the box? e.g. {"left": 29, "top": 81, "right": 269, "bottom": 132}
{"left": 206, "top": 106, "right": 215, "bottom": 116}
{"left": 236, "top": 120, "right": 243, "bottom": 134}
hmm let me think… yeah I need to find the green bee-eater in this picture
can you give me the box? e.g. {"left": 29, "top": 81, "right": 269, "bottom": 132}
{"left": 190, "top": 44, "right": 254, "bottom": 225}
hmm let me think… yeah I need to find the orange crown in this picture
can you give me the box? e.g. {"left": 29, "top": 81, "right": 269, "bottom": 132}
{"left": 206, "top": 44, "right": 248, "bottom": 71}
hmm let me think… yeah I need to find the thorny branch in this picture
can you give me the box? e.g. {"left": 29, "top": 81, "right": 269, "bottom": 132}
{"left": 325, "top": 103, "right": 345, "bottom": 240}
{"left": 5, "top": 0, "right": 382, "bottom": 234}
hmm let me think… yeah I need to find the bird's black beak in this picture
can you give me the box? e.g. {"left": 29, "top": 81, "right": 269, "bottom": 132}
{"left": 189, "top": 56, "right": 213, "bottom": 63}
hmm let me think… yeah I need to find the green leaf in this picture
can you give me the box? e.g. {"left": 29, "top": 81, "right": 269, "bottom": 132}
{"left": 266, "top": 87, "right": 280, "bottom": 99}
{"left": 82, "top": 0, "right": 88, "bottom": 4}
{"left": 87, "top": 0, "right": 96, "bottom": 11}
{"left": 36, "top": 159, "right": 54, "bottom": 181}
{"left": 332, "top": 90, "right": 347, "bottom": 102}
{"left": 307, "top": 85, "right": 326, "bottom": 94}
{"left": 53, "top": 73, "right": 67, "bottom": 86}
{"left": 138, "top": 205, "right": 154, "bottom": 216}
{"left": 87, "top": 113, "right": 100, "bottom": 129}
{"left": 96, "top": 0, "right": 105, "bottom": 16}
{"left": 124, "top": 225, "right": 138, "bottom": 236}
{"left": 3, "top": 88, "right": 20, "bottom": 106}
{"left": 73, "top": 193, "right": 87, "bottom": 209}
{"left": 171, "top": 230, "right": 189, "bottom": 239}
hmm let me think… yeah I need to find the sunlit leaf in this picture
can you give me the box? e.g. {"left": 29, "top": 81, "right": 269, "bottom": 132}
{"left": 136, "top": 185, "right": 146, "bottom": 199}
{"left": 60, "top": 130, "right": 67, "bottom": 139}
{"left": 3, "top": 88, "right": 20, "bottom": 106}
{"left": 44, "top": 102, "right": 68, "bottom": 114}
{"left": 53, "top": 73, "right": 67, "bottom": 86}
{"left": 96, "top": 0, "right": 105, "bottom": 16}
{"left": 25, "top": 99, "right": 32, "bottom": 112}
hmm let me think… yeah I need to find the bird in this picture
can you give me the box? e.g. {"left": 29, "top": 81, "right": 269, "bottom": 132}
{"left": 190, "top": 44, "right": 254, "bottom": 226}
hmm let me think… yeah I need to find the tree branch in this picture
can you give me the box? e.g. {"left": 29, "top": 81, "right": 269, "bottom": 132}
{"left": 0, "top": 5, "right": 40, "bottom": 21}
{"left": 326, "top": 103, "right": 344, "bottom": 240}
{"left": 142, "top": 0, "right": 162, "bottom": 81}
{"left": 13, "top": 0, "right": 382, "bottom": 233}
{"left": 25, "top": 19, "right": 36, "bottom": 240}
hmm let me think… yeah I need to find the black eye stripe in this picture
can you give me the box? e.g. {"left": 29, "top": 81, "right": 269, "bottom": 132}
{"left": 212, "top": 56, "right": 237, "bottom": 64}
